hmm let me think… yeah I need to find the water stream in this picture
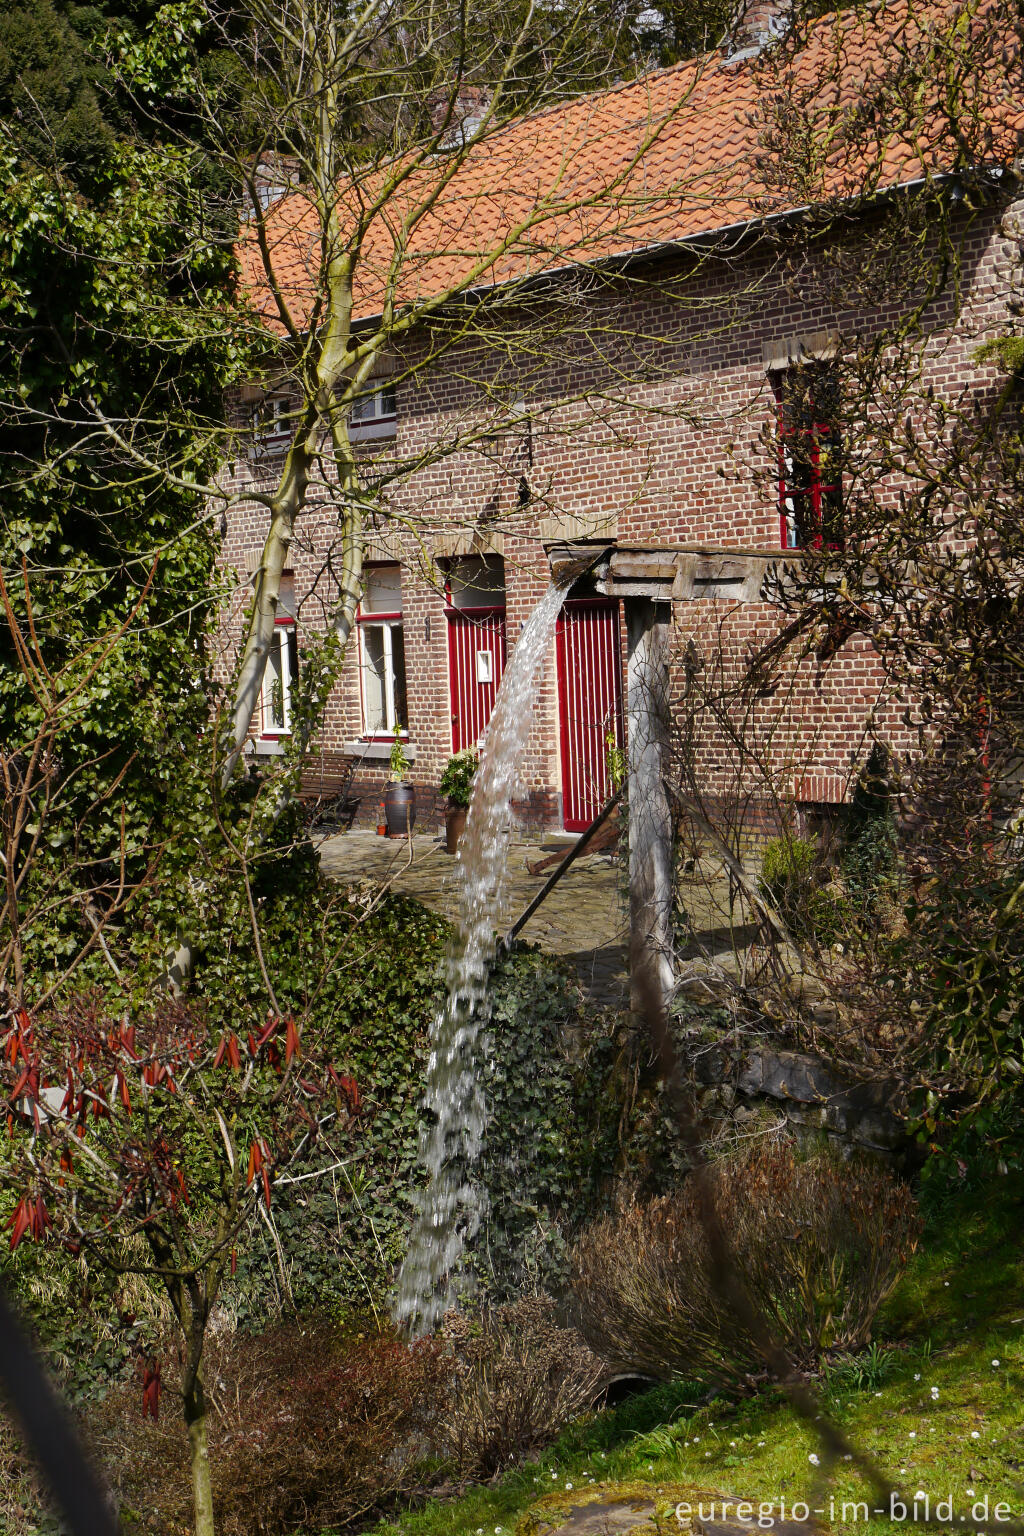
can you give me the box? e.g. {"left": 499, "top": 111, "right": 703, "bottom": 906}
{"left": 394, "top": 579, "right": 570, "bottom": 1337}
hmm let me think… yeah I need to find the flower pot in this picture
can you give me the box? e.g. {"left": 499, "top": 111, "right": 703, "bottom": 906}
{"left": 384, "top": 780, "right": 415, "bottom": 837}
{"left": 445, "top": 802, "right": 468, "bottom": 854}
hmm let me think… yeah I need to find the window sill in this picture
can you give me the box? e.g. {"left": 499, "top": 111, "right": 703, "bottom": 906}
{"left": 349, "top": 420, "right": 397, "bottom": 444}
{"left": 254, "top": 738, "right": 288, "bottom": 755}
{"left": 344, "top": 740, "right": 417, "bottom": 761}
{"left": 249, "top": 435, "right": 291, "bottom": 459}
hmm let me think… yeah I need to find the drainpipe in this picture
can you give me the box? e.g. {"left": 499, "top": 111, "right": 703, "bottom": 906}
{"left": 625, "top": 598, "right": 675, "bottom": 1026}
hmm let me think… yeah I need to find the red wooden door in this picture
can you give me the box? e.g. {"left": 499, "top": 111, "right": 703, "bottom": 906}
{"left": 556, "top": 598, "right": 624, "bottom": 832}
{"left": 447, "top": 607, "right": 507, "bottom": 751}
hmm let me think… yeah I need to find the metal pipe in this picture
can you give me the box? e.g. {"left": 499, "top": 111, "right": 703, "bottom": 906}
{"left": 502, "top": 787, "right": 623, "bottom": 949}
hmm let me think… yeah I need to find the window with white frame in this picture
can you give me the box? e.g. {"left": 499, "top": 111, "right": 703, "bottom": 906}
{"left": 348, "top": 382, "right": 397, "bottom": 442}
{"left": 357, "top": 565, "right": 407, "bottom": 735}
{"left": 260, "top": 576, "right": 298, "bottom": 737}
{"left": 251, "top": 392, "right": 293, "bottom": 455}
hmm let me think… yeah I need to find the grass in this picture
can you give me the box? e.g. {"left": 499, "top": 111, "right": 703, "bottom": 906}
{"left": 374, "top": 1173, "right": 1024, "bottom": 1536}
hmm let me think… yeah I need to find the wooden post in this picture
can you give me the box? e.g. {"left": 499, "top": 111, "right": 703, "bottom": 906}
{"left": 625, "top": 598, "right": 675, "bottom": 1024}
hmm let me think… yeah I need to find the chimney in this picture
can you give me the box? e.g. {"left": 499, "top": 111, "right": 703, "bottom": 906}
{"left": 246, "top": 154, "right": 302, "bottom": 217}
{"left": 727, "top": 0, "right": 791, "bottom": 57}
{"left": 429, "top": 84, "right": 491, "bottom": 149}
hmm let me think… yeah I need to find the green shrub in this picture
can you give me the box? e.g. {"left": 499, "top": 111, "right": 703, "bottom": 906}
{"left": 568, "top": 1141, "right": 920, "bottom": 1387}
{"left": 759, "top": 835, "right": 850, "bottom": 944}
{"left": 439, "top": 749, "right": 478, "bottom": 807}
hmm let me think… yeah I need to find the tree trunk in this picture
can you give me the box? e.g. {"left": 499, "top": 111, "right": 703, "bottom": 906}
{"left": 184, "top": 1379, "right": 215, "bottom": 1536}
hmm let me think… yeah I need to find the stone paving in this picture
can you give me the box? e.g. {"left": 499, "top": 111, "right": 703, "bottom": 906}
{"left": 316, "top": 827, "right": 767, "bottom": 1009}
{"left": 316, "top": 828, "right": 632, "bottom": 1007}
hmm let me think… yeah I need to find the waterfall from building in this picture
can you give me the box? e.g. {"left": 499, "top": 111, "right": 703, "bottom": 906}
{"left": 394, "top": 579, "right": 570, "bottom": 1337}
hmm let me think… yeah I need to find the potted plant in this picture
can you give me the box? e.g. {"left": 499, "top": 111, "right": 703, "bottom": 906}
{"left": 439, "top": 748, "right": 477, "bottom": 853}
{"left": 383, "top": 724, "right": 415, "bottom": 837}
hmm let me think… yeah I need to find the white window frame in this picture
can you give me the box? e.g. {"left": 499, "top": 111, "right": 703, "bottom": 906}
{"left": 357, "top": 565, "right": 406, "bottom": 737}
{"left": 358, "top": 618, "right": 406, "bottom": 736}
{"left": 348, "top": 382, "right": 397, "bottom": 442}
{"left": 251, "top": 393, "right": 293, "bottom": 457}
{"left": 259, "top": 585, "right": 297, "bottom": 738}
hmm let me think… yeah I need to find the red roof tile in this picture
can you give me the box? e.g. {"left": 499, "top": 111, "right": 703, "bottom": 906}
{"left": 240, "top": 0, "right": 1021, "bottom": 330}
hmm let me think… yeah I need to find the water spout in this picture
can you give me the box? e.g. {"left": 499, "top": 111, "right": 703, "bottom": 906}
{"left": 394, "top": 578, "right": 570, "bottom": 1337}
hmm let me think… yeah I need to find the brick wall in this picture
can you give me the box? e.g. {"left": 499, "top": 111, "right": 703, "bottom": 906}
{"left": 217, "top": 201, "right": 1013, "bottom": 833}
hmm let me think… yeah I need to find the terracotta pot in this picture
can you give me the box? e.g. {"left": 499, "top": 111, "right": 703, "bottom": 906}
{"left": 445, "top": 802, "right": 468, "bottom": 854}
{"left": 383, "top": 781, "right": 415, "bottom": 837}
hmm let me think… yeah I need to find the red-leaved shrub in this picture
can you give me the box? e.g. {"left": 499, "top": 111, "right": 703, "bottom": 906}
{"left": 440, "top": 1295, "right": 609, "bottom": 1477}
{"left": 569, "top": 1141, "right": 920, "bottom": 1387}
{"left": 83, "top": 1318, "right": 446, "bottom": 1535}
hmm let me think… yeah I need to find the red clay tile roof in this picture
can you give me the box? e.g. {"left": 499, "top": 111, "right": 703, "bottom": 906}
{"left": 240, "top": 0, "right": 1021, "bottom": 330}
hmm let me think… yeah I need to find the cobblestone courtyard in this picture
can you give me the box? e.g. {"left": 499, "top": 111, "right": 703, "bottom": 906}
{"left": 316, "top": 828, "right": 764, "bottom": 1009}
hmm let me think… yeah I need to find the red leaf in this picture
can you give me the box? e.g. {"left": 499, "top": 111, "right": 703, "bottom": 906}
{"left": 226, "top": 1035, "right": 241, "bottom": 1071}
{"left": 212, "top": 1036, "right": 227, "bottom": 1069}
{"left": 255, "top": 1015, "right": 279, "bottom": 1051}
{"left": 261, "top": 1166, "right": 272, "bottom": 1210}
{"left": 284, "top": 1018, "right": 300, "bottom": 1066}
{"left": 246, "top": 1140, "right": 263, "bottom": 1185}
{"left": 114, "top": 1070, "right": 131, "bottom": 1112}
{"left": 31, "top": 1197, "right": 50, "bottom": 1240}
{"left": 246, "top": 1032, "right": 258, "bottom": 1058}
{"left": 230, "top": 1248, "right": 237, "bottom": 1276}
{"left": 337, "top": 1074, "right": 361, "bottom": 1115}
{"left": 140, "top": 1360, "right": 162, "bottom": 1421}
{"left": 6, "top": 1199, "right": 30, "bottom": 1252}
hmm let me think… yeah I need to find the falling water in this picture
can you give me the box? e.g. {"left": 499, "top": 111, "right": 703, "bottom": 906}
{"left": 394, "top": 579, "right": 570, "bottom": 1337}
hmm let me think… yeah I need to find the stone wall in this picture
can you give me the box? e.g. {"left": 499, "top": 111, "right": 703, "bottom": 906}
{"left": 693, "top": 1040, "right": 908, "bottom": 1158}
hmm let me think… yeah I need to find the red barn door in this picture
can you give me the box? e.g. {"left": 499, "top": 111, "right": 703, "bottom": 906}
{"left": 556, "top": 598, "right": 623, "bottom": 832}
{"left": 447, "top": 607, "right": 507, "bottom": 751}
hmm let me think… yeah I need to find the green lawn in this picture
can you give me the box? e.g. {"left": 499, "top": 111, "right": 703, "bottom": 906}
{"left": 375, "top": 1175, "right": 1024, "bottom": 1536}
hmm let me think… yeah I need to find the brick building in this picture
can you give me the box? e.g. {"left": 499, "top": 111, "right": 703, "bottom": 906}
{"left": 218, "top": 1, "right": 1020, "bottom": 840}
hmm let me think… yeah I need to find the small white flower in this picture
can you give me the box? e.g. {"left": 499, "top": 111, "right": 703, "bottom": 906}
{"left": 693, "top": 1437, "right": 699, "bottom": 1444}
{"left": 843, "top": 1455, "right": 852, "bottom": 1463}
{"left": 758, "top": 1441, "right": 765, "bottom": 1448}
{"left": 705, "top": 1452, "right": 711, "bottom": 1458}
{"left": 730, "top": 1441, "right": 737, "bottom": 1448}
{"left": 914, "top": 1373, "right": 921, "bottom": 1381}
{"left": 968, "top": 1490, "right": 976, "bottom": 1497}
{"left": 944, "top": 1281, "right": 950, "bottom": 1287}
{"left": 930, "top": 1387, "right": 939, "bottom": 1399}
{"left": 915, "top": 1490, "right": 927, "bottom": 1499}
{"left": 566, "top": 1484, "right": 573, "bottom": 1491}
{"left": 909, "top": 1432, "right": 917, "bottom": 1439}
{"left": 971, "top": 1431, "right": 981, "bottom": 1439}
{"left": 875, "top": 1391, "right": 883, "bottom": 1397}
{"left": 808, "top": 1454, "right": 820, "bottom": 1467}
{"left": 992, "top": 1359, "right": 1001, "bottom": 1368}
